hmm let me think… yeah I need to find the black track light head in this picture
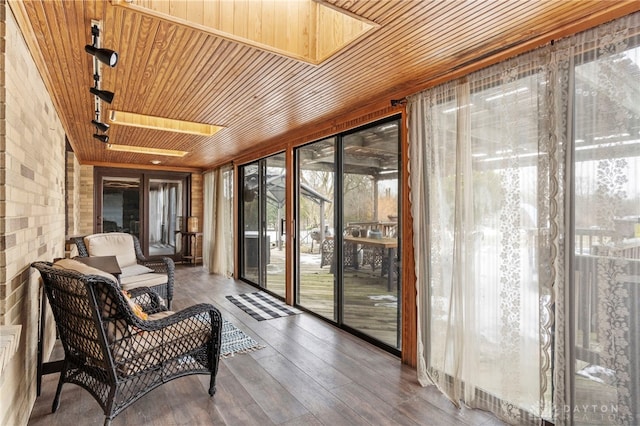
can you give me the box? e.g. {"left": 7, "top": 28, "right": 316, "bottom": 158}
{"left": 90, "top": 87, "right": 115, "bottom": 104}
{"left": 91, "top": 119, "right": 110, "bottom": 132}
{"left": 93, "top": 134, "right": 109, "bottom": 143}
{"left": 85, "top": 44, "right": 118, "bottom": 67}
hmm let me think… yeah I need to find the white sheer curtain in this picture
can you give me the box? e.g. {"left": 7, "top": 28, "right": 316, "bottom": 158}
{"left": 203, "top": 165, "right": 234, "bottom": 277}
{"left": 149, "top": 189, "right": 159, "bottom": 242}
{"left": 409, "top": 11, "right": 640, "bottom": 426}
{"left": 409, "top": 49, "right": 557, "bottom": 425}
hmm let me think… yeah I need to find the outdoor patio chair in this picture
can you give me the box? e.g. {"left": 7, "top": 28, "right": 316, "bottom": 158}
{"left": 74, "top": 232, "right": 175, "bottom": 308}
{"left": 320, "top": 238, "right": 358, "bottom": 271}
{"left": 320, "top": 239, "right": 334, "bottom": 268}
{"left": 32, "top": 259, "right": 222, "bottom": 426}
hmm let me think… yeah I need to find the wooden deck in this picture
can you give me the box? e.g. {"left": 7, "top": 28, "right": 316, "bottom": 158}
{"left": 29, "top": 265, "right": 506, "bottom": 426}
{"left": 259, "top": 247, "right": 400, "bottom": 347}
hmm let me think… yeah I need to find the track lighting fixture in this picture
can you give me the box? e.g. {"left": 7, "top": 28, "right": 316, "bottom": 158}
{"left": 91, "top": 119, "right": 109, "bottom": 132}
{"left": 90, "top": 86, "right": 115, "bottom": 104}
{"left": 88, "top": 21, "right": 118, "bottom": 145}
{"left": 85, "top": 24, "right": 119, "bottom": 67}
{"left": 93, "top": 134, "right": 109, "bottom": 143}
{"left": 85, "top": 45, "right": 118, "bottom": 67}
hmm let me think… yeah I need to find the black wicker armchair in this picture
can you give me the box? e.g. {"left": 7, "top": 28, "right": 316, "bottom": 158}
{"left": 74, "top": 233, "right": 175, "bottom": 308}
{"left": 32, "top": 260, "right": 222, "bottom": 426}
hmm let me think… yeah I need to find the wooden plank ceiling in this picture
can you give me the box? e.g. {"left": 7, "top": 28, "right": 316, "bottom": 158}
{"left": 8, "top": 0, "right": 640, "bottom": 171}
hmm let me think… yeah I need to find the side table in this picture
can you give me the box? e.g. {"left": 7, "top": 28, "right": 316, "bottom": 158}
{"left": 178, "top": 231, "right": 203, "bottom": 265}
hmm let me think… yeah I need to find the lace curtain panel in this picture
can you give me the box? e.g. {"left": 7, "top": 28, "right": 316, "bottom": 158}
{"left": 408, "top": 11, "right": 640, "bottom": 426}
{"left": 203, "top": 165, "right": 235, "bottom": 277}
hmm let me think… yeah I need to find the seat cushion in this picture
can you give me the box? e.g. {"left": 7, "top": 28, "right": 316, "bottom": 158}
{"left": 120, "top": 272, "right": 168, "bottom": 291}
{"left": 84, "top": 233, "right": 137, "bottom": 268}
{"left": 112, "top": 310, "right": 212, "bottom": 376}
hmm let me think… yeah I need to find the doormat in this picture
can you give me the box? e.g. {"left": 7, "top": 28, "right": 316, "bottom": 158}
{"left": 221, "top": 318, "right": 265, "bottom": 358}
{"left": 226, "top": 292, "right": 302, "bottom": 321}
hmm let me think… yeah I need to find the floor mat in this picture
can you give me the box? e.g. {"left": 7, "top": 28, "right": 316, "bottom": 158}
{"left": 226, "top": 292, "right": 302, "bottom": 321}
{"left": 220, "top": 318, "right": 264, "bottom": 357}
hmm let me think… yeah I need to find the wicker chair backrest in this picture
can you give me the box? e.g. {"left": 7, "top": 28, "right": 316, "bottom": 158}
{"left": 33, "top": 261, "right": 113, "bottom": 368}
{"left": 83, "top": 233, "right": 138, "bottom": 268}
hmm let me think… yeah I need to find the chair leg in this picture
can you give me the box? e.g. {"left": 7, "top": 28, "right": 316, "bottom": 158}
{"left": 209, "top": 374, "right": 217, "bottom": 396}
{"left": 51, "top": 376, "right": 64, "bottom": 412}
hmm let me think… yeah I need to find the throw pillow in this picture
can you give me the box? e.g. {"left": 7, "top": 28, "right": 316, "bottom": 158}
{"left": 120, "top": 264, "right": 154, "bottom": 278}
{"left": 122, "top": 290, "right": 148, "bottom": 321}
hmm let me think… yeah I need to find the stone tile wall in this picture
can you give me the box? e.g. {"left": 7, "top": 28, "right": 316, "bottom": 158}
{"left": 78, "top": 164, "right": 94, "bottom": 235}
{"left": 0, "top": 4, "right": 66, "bottom": 425}
{"left": 65, "top": 151, "right": 81, "bottom": 237}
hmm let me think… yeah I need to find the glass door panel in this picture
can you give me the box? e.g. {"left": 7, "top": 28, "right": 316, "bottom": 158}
{"left": 101, "top": 176, "right": 141, "bottom": 237}
{"left": 239, "top": 153, "right": 286, "bottom": 297}
{"left": 148, "top": 179, "right": 183, "bottom": 256}
{"left": 96, "top": 169, "right": 189, "bottom": 259}
{"left": 572, "top": 43, "right": 640, "bottom": 425}
{"left": 241, "top": 163, "right": 260, "bottom": 284}
{"left": 296, "top": 138, "right": 336, "bottom": 321}
{"left": 342, "top": 120, "right": 401, "bottom": 349}
{"left": 265, "top": 154, "right": 286, "bottom": 297}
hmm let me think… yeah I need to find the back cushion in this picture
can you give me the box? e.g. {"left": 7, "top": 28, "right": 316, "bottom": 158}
{"left": 53, "top": 258, "right": 119, "bottom": 283}
{"left": 53, "top": 258, "right": 126, "bottom": 343}
{"left": 84, "top": 233, "right": 137, "bottom": 268}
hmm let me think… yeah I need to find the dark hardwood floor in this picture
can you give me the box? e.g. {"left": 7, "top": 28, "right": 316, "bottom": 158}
{"left": 29, "top": 265, "right": 506, "bottom": 426}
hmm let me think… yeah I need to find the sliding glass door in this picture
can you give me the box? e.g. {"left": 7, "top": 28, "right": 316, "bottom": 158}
{"left": 239, "top": 153, "right": 286, "bottom": 297}
{"left": 296, "top": 118, "right": 401, "bottom": 351}
{"left": 95, "top": 168, "right": 189, "bottom": 259}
